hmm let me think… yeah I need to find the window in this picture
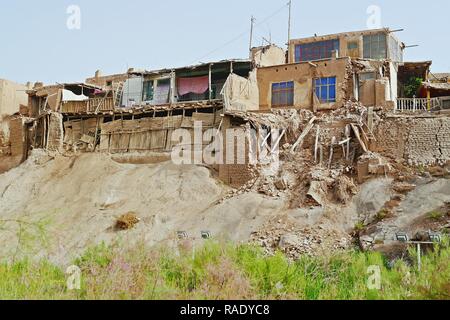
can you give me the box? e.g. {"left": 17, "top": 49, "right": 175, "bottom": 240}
{"left": 314, "top": 77, "right": 336, "bottom": 103}
{"left": 359, "top": 72, "right": 376, "bottom": 81}
{"left": 347, "top": 42, "right": 358, "bottom": 50}
{"left": 295, "top": 39, "right": 339, "bottom": 62}
{"left": 272, "top": 81, "right": 294, "bottom": 107}
{"left": 154, "top": 78, "right": 170, "bottom": 104}
{"left": 106, "top": 81, "right": 112, "bottom": 87}
{"left": 142, "top": 80, "right": 154, "bottom": 101}
{"left": 363, "top": 33, "right": 387, "bottom": 60}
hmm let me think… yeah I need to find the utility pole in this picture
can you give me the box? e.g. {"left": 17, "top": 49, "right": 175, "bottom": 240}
{"left": 249, "top": 16, "right": 256, "bottom": 53}
{"left": 287, "top": 0, "right": 292, "bottom": 46}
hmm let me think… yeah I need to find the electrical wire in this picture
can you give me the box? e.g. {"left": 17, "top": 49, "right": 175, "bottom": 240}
{"left": 191, "top": 2, "right": 290, "bottom": 64}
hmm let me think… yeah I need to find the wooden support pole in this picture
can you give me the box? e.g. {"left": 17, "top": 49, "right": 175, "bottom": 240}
{"left": 314, "top": 125, "right": 320, "bottom": 163}
{"left": 261, "top": 131, "right": 271, "bottom": 150}
{"left": 208, "top": 64, "right": 212, "bottom": 101}
{"left": 93, "top": 116, "right": 100, "bottom": 152}
{"left": 270, "top": 129, "right": 286, "bottom": 155}
{"left": 319, "top": 144, "right": 323, "bottom": 166}
{"left": 350, "top": 123, "right": 368, "bottom": 153}
{"left": 291, "top": 116, "right": 317, "bottom": 152}
{"left": 328, "top": 136, "right": 336, "bottom": 168}
{"left": 345, "top": 125, "right": 351, "bottom": 161}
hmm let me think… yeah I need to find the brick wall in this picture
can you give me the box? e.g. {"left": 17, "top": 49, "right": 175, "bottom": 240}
{"left": 406, "top": 117, "right": 450, "bottom": 166}
{"left": 374, "top": 116, "right": 450, "bottom": 166}
{"left": 218, "top": 118, "right": 254, "bottom": 188}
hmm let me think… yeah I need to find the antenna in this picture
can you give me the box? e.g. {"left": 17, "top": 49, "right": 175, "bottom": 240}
{"left": 287, "top": 0, "right": 292, "bottom": 46}
{"left": 249, "top": 16, "right": 256, "bottom": 53}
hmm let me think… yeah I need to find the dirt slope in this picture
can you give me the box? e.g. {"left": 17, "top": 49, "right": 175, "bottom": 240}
{"left": 0, "top": 152, "right": 283, "bottom": 264}
{"left": 1, "top": 152, "right": 448, "bottom": 265}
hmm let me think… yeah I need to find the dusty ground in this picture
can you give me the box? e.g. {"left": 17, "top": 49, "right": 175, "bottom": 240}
{"left": 0, "top": 152, "right": 284, "bottom": 264}
{"left": 0, "top": 151, "right": 449, "bottom": 265}
{"left": 0, "top": 155, "right": 22, "bottom": 175}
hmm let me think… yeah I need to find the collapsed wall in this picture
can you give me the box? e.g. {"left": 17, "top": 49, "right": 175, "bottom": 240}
{"left": 9, "top": 116, "right": 26, "bottom": 159}
{"left": 0, "top": 117, "right": 10, "bottom": 156}
{"left": 99, "top": 111, "right": 221, "bottom": 153}
{"left": 374, "top": 115, "right": 450, "bottom": 166}
{"left": 47, "top": 113, "right": 64, "bottom": 152}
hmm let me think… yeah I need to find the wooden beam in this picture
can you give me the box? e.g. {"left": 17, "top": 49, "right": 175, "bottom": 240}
{"left": 314, "top": 125, "right": 320, "bottom": 163}
{"left": 350, "top": 123, "right": 368, "bottom": 153}
{"left": 270, "top": 129, "right": 286, "bottom": 155}
{"left": 291, "top": 116, "right": 317, "bottom": 152}
{"left": 328, "top": 136, "right": 337, "bottom": 168}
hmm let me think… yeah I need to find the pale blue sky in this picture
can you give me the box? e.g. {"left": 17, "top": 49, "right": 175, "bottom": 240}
{"left": 1, "top": 0, "right": 448, "bottom": 84}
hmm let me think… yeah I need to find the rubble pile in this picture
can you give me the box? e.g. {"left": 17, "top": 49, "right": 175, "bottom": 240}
{"left": 251, "top": 216, "right": 352, "bottom": 259}
{"left": 219, "top": 108, "right": 364, "bottom": 209}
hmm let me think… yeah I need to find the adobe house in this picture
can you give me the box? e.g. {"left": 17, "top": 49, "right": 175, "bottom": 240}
{"left": 121, "top": 60, "right": 253, "bottom": 108}
{"left": 287, "top": 28, "right": 404, "bottom": 64}
{"left": 257, "top": 57, "right": 353, "bottom": 112}
{"left": 85, "top": 70, "right": 129, "bottom": 90}
{"left": 22, "top": 46, "right": 284, "bottom": 157}
{"left": 256, "top": 28, "right": 425, "bottom": 113}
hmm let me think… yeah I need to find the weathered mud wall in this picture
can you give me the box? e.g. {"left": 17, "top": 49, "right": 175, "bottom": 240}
{"left": 257, "top": 58, "right": 352, "bottom": 112}
{"left": 374, "top": 116, "right": 450, "bottom": 166}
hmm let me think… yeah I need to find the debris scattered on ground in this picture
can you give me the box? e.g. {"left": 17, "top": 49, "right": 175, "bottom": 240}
{"left": 116, "top": 212, "right": 141, "bottom": 230}
{"left": 392, "top": 182, "right": 416, "bottom": 194}
{"left": 251, "top": 216, "right": 352, "bottom": 260}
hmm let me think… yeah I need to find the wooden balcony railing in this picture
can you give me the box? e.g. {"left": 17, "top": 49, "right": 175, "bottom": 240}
{"left": 61, "top": 97, "right": 115, "bottom": 113}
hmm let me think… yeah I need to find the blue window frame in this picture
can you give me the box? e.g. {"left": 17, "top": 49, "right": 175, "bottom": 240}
{"left": 314, "top": 77, "right": 336, "bottom": 103}
{"left": 295, "top": 39, "right": 339, "bottom": 62}
{"left": 272, "top": 81, "right": 294, "bottom": 107}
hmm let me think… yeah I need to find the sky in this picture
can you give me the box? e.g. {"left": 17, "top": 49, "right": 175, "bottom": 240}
{"left": 1, "top": 0, "right": 449, "bottom": 84}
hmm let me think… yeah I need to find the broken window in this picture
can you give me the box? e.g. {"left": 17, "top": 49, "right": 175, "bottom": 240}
{"left": 314, "top": 77, "right": 336, "bottom": 103}
{"left": 363, "top": 33, "right": 387, "bottom": 60}
{"left": 142, "top": 80, "right": 154, "bottom": 102}
{"left": 272, "top": 81, "right": 294, "bottom": 107}
{"left": 295, "top": 39, "right": 339, "bottom": 62}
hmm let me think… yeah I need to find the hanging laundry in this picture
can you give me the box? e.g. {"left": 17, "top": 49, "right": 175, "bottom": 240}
{"left": 177, "top": 76, "right": 209, "bottom": 96}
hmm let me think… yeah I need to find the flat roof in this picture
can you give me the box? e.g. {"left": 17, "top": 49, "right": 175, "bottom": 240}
{"left": 289, "top": 27, "right": 405, "bottom": 46}
{"left": 130, "top": 59, "right": 251, "bottom": 76}
{"left": 257, "top": 56, "right": 351, "bottom": 70}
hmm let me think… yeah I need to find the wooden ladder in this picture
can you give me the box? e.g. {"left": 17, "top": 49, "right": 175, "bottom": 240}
{"left": 114, "top": 82, "right": 125, "bottom": 108}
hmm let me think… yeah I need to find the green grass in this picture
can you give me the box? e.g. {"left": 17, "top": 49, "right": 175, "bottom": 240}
{"left": 428, "top": 211, "right": 444, "bottom": 221}
{"left": 0, "top": 241, "right": 449, "bottom": 300}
